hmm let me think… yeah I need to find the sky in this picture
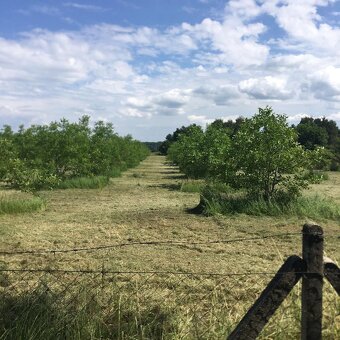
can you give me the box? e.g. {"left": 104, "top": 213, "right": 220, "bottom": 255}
{"left": 0, "top": 0, "right": 340, "bottom": 141}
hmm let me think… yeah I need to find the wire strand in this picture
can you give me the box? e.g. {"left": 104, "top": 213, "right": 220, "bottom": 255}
{"left": 0, "top": 232, "right": 302, "bottom": 255}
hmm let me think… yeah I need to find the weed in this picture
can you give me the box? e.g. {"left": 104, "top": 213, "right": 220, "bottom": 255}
{"left": 57, "top": 176, "right": 109, "bottom": 189}
{"left": 180, "top": 181, "right": 203, "bottom": 193}
{"left": 202, "top": 186, "right": 340, "bottom": 221}
{"left": 0, "top": 196, "right": 45, "bottom": 215}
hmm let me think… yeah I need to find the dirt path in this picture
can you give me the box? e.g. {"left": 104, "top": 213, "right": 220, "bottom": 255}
{"left": 1, "top": 154, "right": 339, "bottom": 272}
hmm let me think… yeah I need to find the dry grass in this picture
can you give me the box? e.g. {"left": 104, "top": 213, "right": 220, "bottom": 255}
{"left": 1, "top": 155, "right": 339, "bottom": 338}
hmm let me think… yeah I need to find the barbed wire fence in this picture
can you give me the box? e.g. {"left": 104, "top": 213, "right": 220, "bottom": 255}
{"left": 1, "top": 229, "right": 339, "bottom": 339}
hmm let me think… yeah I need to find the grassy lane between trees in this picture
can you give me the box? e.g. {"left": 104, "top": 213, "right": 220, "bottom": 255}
{"left": 0, "top": 154, "right": 339, "bottom": 338}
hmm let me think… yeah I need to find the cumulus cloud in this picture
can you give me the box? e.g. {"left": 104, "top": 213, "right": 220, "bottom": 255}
{"left": 1, "top": 0, "right": 340, "bottom": 140}
{"left": 308, "top": 66, "right": 340, "bottom": 100}
{"left": 238, "top": 76, "right": 293, "bottom": 100}
{"left": 193, "top": 85, "right": 240, "bottom": 105}
{"left": 188, "top": 114, "right": 213, "bottom": 125}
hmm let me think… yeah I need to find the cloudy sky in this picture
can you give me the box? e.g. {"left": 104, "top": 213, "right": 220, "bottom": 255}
{"left": 0, "top": 0, "right": 340, "bottom": 141}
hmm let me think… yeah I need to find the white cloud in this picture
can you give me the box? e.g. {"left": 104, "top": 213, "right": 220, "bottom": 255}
{"left": 287, "top": 113, "right": 310, "bottom": 124}
{"left": 183, "top": 16, "right": 269, "bottom": 67}
{"left": 188, "top": 115, "right": 213, "bottom": 125}
{"left": 1, "top": 0, "right": 340, "bottom": 140}
{"left": 63, "top": 3, "right": 104, "bottom": 11}
{"left": 308, "top": 66, "right": 340, "bottom": 100}
{"left": 193, "top": 85, "right": 240, "bottom": 105}
{"left": 238, "top": 76, "right": 293, "bottom": 100}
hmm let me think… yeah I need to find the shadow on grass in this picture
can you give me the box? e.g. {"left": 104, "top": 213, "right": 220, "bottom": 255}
{"left": 149, "top": 183, "right": 182, "bottom": 191}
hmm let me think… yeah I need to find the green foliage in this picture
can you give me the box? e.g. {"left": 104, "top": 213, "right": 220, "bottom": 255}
{"left": 0, "top": 196, "right": 45, "bottom": 214}
{"left": 159, "top": 124, "right": 202, "bottom": 155}
{"left": 228, "top": 107, "right": 326, "bottom": 200}
{"left": 167, "top": 123, "right": 231, "bottom": 180}
{"left": 0, "top": 139, "right": 17, "bottom": 179}
{"left": 168, "top": 125, "right": 206, "bottom": 178}
{"left": 0, "top": 117, "right": 149, "bottom": 193}
{"left": 296, "top": 117, "right": 340, "bottom": 170}
{"left": 5, "top": 159, "right": 61, "bottom": 193}
{"left": 302, "top": 170, "right": 329, "bottom": 184}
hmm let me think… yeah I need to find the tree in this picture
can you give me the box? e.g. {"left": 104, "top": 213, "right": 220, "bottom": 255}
{"left": 296, "top": 117, "right": 340, "bottom": 170}
{"left": 203, "top": 122, "right": 231, "bottom": 181}
{"left": 296, "top": 119, "right": 328, "bottom": 150}
{"left": 159, "top": 124, "right": 201, "bottom": 155}
{"left": 167, "top": 125, "right": 206, "bottom": 178}
{"left": 228, "top": 107, "right": 322, "bottom": 201}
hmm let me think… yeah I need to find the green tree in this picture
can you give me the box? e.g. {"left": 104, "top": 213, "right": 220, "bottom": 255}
{"left": 228, "top": 107, "right": 322, "bottom": 201}
{"left": 167, "top": 125, "right": 206, "bottom": 178}
{"left": 203, "top": 122, "right": 231, "bottom": 181}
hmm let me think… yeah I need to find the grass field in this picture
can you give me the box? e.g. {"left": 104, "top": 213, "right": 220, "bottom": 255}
{"left": 0, "top": 154, "right": 339, "bottom": 339}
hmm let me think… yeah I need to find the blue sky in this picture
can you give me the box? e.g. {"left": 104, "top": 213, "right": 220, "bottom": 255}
{"left": 0, "top": 0, "right": 340, "bottom": 141}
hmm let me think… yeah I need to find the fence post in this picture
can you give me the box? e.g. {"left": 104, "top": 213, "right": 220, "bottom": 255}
{"left": 301, "top": 223, "right": 324, "bottom": 340}
{"left": 227, "top": 255, "right": 304, "bottom": 340}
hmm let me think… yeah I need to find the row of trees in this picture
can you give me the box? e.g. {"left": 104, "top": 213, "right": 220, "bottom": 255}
{"left": 166, "top": 107, "right": 332, "bottom": 201}
{"left": 0, "top": 116, "right": 149, "bottom": 192}
{"left": 295, "top": 117, "right": 340, "bottom": 170}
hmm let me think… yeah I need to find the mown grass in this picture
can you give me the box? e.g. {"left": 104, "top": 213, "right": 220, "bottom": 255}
{"left": 0, "top": 156, "right": 339, "bottom": 339}
{"left": 57, "top": 176, "right": 109, "bottom": 189}
{"left": 0, "top": 195, "right": 45, "bottom": 215}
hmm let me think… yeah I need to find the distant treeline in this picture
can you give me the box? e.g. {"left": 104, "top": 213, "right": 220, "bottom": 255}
{"left": 143, "top": 142, "right": 163, "bottom": 152}
{"left": 0, "top": 116, "right": 149, "bottom": 192}
{"left": 160, "top": 116, "right": 340, "bottom": 171}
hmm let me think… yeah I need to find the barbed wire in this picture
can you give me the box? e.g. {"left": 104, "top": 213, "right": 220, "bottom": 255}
{"left": 0, "top": 268, "right": 320, "bottom": 276}
{"left": 0, "top": 232, "right": 304, "bottom": 255}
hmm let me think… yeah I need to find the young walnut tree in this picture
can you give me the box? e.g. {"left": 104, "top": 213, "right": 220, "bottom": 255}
{"left": 228, "top": 107, "right": 326, "bottom": 201}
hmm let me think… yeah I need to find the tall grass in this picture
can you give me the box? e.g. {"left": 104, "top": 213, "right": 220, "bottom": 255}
{"left": 0, "top": 277, "right": 338, "bottom": 339}
{"left": 106, "top": 167, "right": 121, "bottom": 178}
{"left": 202, "top": 185, "right": 340, "bottom": 221}
{"left": 0, "top": 196, "right": 45, "bottom": 214}
{"left": 180, "top": 181, "right": 203, "bottom": 193}
{"left": 57, "top": 176, "right": 109, "bottom": 189}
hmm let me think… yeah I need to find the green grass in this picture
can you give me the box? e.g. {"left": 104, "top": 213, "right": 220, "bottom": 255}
{"left": 180, "top": 181, "right": 203, "bottom": 193}
{"left": 107, "top": 167, "right": 121, "bottom": 178}
{"left": 1, "top": 156, "right": 339, "bottom": 339}
{"left": 0, "top": 196, "right": 45, "bottom": 215}
{"left": 1, "top": 273, "right": 338, "bottom": 339}
{"left": 302, "top": 170, "right": 330, "bottom": 183}
{"left": 57, "top": 176, "right": 109, "bottom": 189}
{"left": 202, "top": 186, "right": 340, "bottom": 221}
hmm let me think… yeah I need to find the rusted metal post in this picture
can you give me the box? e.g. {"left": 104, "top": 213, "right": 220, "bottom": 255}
{"left": 301, "top": 223, "right": 324, "bottom": 340}
{"left": 228, "top": 255, "right": 304, "bottom": 340}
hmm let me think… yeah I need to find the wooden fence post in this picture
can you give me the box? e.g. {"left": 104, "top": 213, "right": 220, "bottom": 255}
{"left": 324, "top": 257, "right": 340, "bottom": 295}
{"left": 227, "top": 255, "right": 304, "bottom": 340}
{"left": 301, "top": 223, "right": 324, "bottom": 340}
